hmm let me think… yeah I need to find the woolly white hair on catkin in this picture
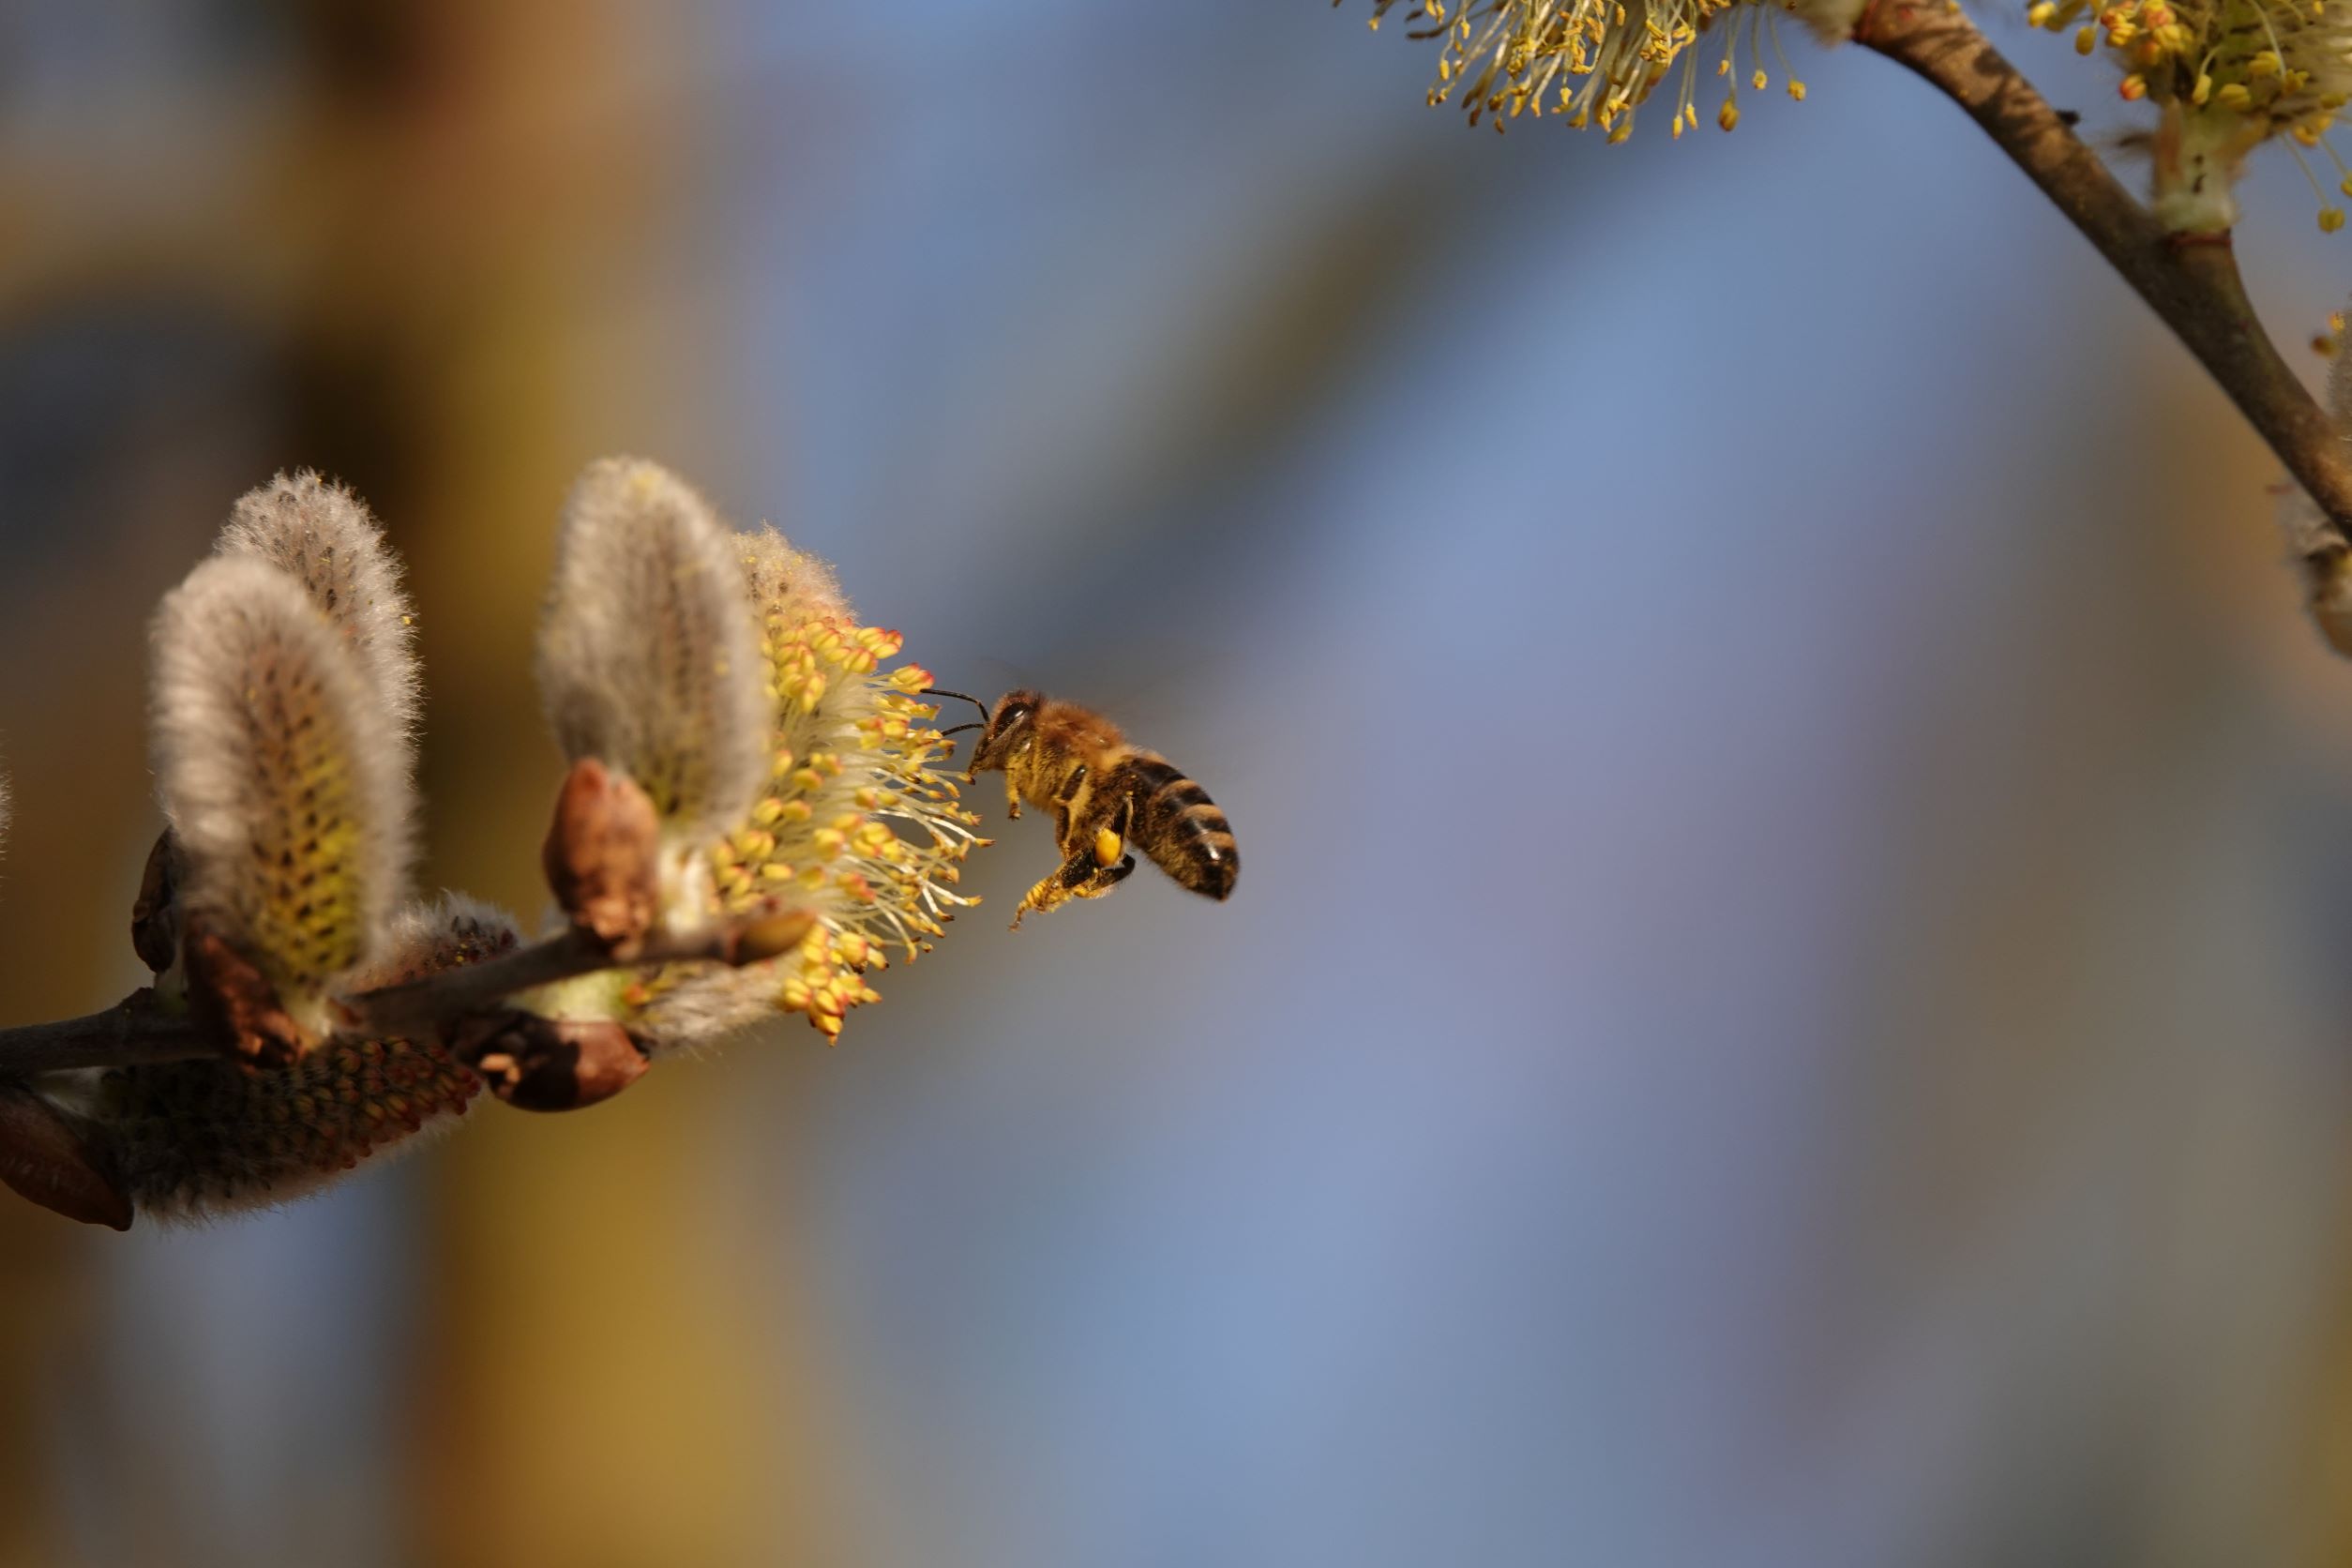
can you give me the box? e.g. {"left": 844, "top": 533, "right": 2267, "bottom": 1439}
{"left": 536, "top": 457, "right": 771, "bottom": 846}
{"left": 358, "top": 890, "right": 523, "bottom": 986}
{"left": 218, "top": 471, "right": 422, "bottom": 760}
{"left": 148, "top": 556, "right": 415, "bottom": 1000}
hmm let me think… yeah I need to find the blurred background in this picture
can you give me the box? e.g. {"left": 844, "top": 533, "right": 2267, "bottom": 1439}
{"left": 6, "top": 1, "right": 2352, "bottom": 1563}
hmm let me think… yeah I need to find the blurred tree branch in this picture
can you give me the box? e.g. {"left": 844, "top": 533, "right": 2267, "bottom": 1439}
{"left": 1861, "top": 0, "right": 2352, "bottom": 553}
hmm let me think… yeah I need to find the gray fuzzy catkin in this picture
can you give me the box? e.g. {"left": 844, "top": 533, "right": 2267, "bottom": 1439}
{"left": 218, "top": 471, "right": 422, "bottom": 761}
{"left": 149, "top": 556, "right": 415, "bottom": 1000}
{"left": 536, "top": 458, "right": 772, "bottom": 846}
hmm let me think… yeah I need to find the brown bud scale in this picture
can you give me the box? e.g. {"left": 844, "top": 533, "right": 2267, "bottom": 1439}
{"left": 184, "top": 919, "right": 320, "bottom": 1066}
{"left": 129, "top": 830, "right": 182, "bottom": 974}
{"left": 543, "top": 757, "right": 661, "bottom": 955}
{"left": 0, "top": 1085, "right": 133, "bottom": 1230}
{"left": 456, "top": 1012, "right": 649, "bottom": 1113}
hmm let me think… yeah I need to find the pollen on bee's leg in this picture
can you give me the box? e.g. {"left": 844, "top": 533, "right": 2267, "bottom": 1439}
{"left": 1070, "top": 856, "right": 1135, "bottom": 904}
{"left": 1093, "top": 827, "right": 1123, "bottom": 867}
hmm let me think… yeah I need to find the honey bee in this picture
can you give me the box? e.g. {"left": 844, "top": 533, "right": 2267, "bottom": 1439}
{"left": 931, "top": 688, "right": 1238, "bottom": 927}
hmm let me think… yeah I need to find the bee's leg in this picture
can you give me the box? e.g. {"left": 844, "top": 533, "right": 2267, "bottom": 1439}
{"left": 1011, "top": 853, "right": 1083, "bottom": 927}
{"left": 1014, "top": 777, "right": 1130, "bottom": 929}
{"left": 1045, "top": 764, "right": 1091, "bottom": 851}
{"left": 1008, "top": 879, "right": 1054, "bottom": 927}
{"left": 1003, "top": 772, "right": 1022, "bottom": 821}
{"left": 1088, "top": 786, "right": 1136, "bottom": 872}
{"left": 1011, "top": 840, "right": 1129, "bottom": 928}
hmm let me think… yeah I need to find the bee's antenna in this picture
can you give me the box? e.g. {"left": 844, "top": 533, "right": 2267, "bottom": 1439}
{"left": 922, "top": 688, "right": 991, "bottom": 725}
{"left": 938, "top": 722, "right": 985, "bottom": 739}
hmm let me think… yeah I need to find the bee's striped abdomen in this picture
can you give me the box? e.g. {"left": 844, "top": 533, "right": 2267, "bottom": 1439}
{"left": 1123, "top": 753, "right": 1238, "bottom": 900}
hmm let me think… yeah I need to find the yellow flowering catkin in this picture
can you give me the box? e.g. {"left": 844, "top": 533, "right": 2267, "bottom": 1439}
{"left": 623, "top": 528, "right": 985, "bottom": 1049}
{"left": 2028, "top": 0, "right": 2352, "bottom": 229}
{"left": 1355, "top": 0, "right": 1863, "bottom": 141}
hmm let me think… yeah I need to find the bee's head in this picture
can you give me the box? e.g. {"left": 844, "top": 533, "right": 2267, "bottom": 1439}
{"left": 964, "top": 689, "right": 1042, "bottom": 777}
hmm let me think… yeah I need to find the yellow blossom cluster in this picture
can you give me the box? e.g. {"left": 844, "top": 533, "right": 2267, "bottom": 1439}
{"left": 627, "top": 531, "right": 984, "bottom": 1048}
{"left": 1361, "top": 0, "right": 1845, "bottom": 141}
{"left": 2028, "top": 0, "right": 2352, "bottom": 227}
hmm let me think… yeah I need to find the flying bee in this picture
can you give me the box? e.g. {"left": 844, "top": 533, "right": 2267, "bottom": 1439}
{"left": 929, "top": 688, "right": 1238, "bottom": 927}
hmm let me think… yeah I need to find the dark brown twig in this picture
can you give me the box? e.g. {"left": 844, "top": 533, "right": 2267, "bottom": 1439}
{"left": 0, "top": 995, "right": 221, "bottom": 1076}
{"left": 0, "top": 914, "right": 801, "bottom": 1078}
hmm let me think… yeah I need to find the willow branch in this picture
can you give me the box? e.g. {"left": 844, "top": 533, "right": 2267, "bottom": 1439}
{"left": 336, "top": 922, "right": 760, "bottom": 1039}
{"left": 0, "top": 919, "right": 784, "bottom": 1078}
{"left": 0, "top": 997, "right": 221, "bottom": 1076}
{"left": 1860, "top": 0, "right": 2352, "bottom": 550}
